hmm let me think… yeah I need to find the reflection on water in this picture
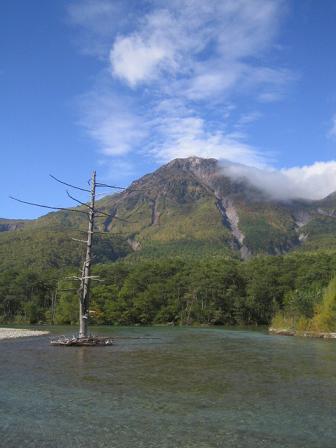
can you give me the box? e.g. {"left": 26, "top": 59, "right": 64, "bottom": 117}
{"left": 1, "top": 326, "right": 336, "bottom": 448}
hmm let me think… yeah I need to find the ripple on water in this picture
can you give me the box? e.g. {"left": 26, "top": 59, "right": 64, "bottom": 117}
{"left": 0, "top": 326, "right": 336, "bottom": 448}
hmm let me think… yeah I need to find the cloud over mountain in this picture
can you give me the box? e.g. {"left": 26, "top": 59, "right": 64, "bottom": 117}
{"left": 222, "top": 160, "right": 336, "bottom": 200}
{"left": 67, "top": 0, "right": 335, "bottom": 202}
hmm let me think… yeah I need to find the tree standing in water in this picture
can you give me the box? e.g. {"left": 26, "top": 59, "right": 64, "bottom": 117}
{"left": 11, "top": 170, "right": 132, "bottom": 343}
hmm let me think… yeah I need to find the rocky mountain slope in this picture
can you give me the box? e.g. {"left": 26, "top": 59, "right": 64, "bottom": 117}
{"left": 91, "top": 157, "right": 336, "bottom": 259}
{"left": 2, "top": 157, "right": 336, "bottom": 267}
{"left": 0, "top": 218, "right": 29, "bottom": 232}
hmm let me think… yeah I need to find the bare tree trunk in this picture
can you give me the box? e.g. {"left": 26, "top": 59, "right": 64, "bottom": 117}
{"left": 79, "top": 170, "right": 96, "bottom": 338}
{"left": 51, "top": 287, "right": 57, "bottom": 325}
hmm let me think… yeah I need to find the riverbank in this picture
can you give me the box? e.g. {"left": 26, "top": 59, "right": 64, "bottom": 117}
{"left": 269, "top": 327, "right": 336, "bottom": 339}
{"left": 0, "top": 328, "right": 49, "bottom": 340}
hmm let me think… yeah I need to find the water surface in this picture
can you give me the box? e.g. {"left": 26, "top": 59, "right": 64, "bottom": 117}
{"left": 0, "top": 326, "right": 336, "bottom": 447}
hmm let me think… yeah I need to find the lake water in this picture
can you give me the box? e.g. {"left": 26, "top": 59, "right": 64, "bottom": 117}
{"left": 0, "top": 326, "right": 336, "bottom": 448}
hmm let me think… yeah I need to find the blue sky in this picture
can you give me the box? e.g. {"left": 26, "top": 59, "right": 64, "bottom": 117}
{"left": 2, "top": 0, "right": 336, "bottom": 218}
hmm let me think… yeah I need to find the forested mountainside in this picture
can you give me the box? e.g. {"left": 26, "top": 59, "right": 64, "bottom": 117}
{"left": 2, "top": 157, "right": 336, "bottom": 326}
{"left": 0, "top": 157, "right": 336, "bottom": 268}
{"left": 2, "top": 157, "right": 336, "bottom": 269}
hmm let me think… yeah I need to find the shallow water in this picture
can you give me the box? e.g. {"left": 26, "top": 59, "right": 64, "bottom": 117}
{"left": 0, "top": 326, "right": 336, "bottom": 448}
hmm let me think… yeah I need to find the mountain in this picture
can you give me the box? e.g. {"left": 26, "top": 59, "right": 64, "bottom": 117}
{"left": 92, "top": 157, "right": 336, "bottom": 259}
{"left": 2, "top": 156, "right": 336, "bottom": 269}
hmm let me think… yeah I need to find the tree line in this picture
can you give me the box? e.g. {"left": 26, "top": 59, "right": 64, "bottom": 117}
{"left": 1, "top": 250, "right": 336, "bottom": 327}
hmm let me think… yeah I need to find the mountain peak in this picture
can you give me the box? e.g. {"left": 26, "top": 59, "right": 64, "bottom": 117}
{"left": 4, "top": 157, "right": 336, "bottom": 262}
{"left": 165, "top": 156, "right": 218, "bottom": 172}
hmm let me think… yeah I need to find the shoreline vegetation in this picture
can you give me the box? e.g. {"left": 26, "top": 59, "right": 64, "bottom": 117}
{"left": 1, "top": 252, "right": 336, "bottom": 338}
{"left": 270, "top": 276, "right": 336, "bottom": 339}
{"left": 0, "top": 328, "right": 49, "bottom": 340}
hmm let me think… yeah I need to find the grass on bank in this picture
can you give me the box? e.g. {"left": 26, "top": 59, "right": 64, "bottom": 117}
{"left": 271, "top": 276, "right": 336, "bottom": 333}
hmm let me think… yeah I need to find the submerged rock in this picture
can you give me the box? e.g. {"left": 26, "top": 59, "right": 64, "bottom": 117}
{"left": 269, "top": 327, "right": 336, "bottom": 339}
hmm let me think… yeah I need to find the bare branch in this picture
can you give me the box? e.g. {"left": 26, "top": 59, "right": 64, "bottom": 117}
{"left": 9, "top": 196, "right": 89, "bottom": 215}
{"left": 71, "top": 238, "right": 88, "bottom": 244}
{"left": 50, "top": 174, "right": 91, "bottom": 192}
{"left": 66, "top": 275, "right": 102, "bottom": 281}
{"left": 95, "top": 182, "right": 125, "bottom": 190}
{"left": 96, "top": 182, "right": 147, "bottom": 192}
{"left": 96, "top": 231, "right": 126, "bottom": 236}
{"left": 66, "top": 190, "right": 92, "bottom": 209}
{"left": 62, "top": 190, "right": 137, "bottom": 224}
{"left": 72, "top": 229, "right": 125, "bottom": 236}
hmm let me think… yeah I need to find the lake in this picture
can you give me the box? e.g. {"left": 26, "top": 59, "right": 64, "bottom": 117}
{"left": 0, "top": 326, "right": 336, "bottom": 447}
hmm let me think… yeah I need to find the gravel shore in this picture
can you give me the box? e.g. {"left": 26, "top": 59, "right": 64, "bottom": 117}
{"left": 0, "top": 328, "right": 49, "bottom": 340}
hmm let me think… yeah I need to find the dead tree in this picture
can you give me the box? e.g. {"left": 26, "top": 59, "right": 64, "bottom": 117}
{"left": 79, "top": 170, "right": 95, "bottom": 338}
{"left": 10, "top": 170, "right": 137, "bottom": 341}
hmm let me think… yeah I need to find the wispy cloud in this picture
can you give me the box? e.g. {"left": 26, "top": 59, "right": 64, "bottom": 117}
{"left": 147, "top": 111, "right": 268, "bottom": 167}
{"left": 97, "top": 157, "right": 137, "bottom": 183}
{"left": 67, "top": 0, "right": 291, "bottom": 167}
{"left": 109, "top": 1, "right": 287, "bottom": 95}
{"left": 222, "top": 160, "right": 336, "bottom": 200}
{"left": 67, "top": 0, "right": 133, "bottom": 57}
{"left": 110, "top": 9, "right": 180, "bottom": 87}
{"left": 68, "top": 0, "right": 118, "bottom": 30}
{"left": 78, "top": 86, "right": 148, "bottom": 156}
{"left": 328, "top": 114, "right": 336, "bottom": 138}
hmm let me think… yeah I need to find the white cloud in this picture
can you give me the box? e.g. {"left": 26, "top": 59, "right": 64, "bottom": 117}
{"left": 111, "top": 34, "right": 172, "bottom": 87}
{"left": 110, "top": 8, "right": 186, "bottom": 86}
{"left": 78, "top": 89, "right": 148, "bottom": 156}
{"left": 235, "top": 111, "right": 262, "bottom": 129}
{"left": 68, "top": 0, "right": 292, "bottom": 168}
{"left": 182, "top": 64, "right": 243, "bottom": 101}
{"left": 149, "top": 114, "right": 267, "bottom": 167}
{"left": 109, "top": 0, "right": 287, "bottom": 98}
{"left": 222, "top": 161, "right": 336, "bottom": 200}
{"left": 67, "top": 1, "right": 334, "bottom": 202}
{"left": 90, "top": 114, "right": 146, "bottom": 156}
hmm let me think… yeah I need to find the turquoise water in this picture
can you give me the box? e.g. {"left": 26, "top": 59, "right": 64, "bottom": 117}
{"left": 1, "top": 326, "right": 336, "bottom": 447}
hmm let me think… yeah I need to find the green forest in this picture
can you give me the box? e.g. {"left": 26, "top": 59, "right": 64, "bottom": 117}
{"left": 1, "top": 249, "right": 336, "bottom": 329}
{"left": 3, "top": 156, "right": 336, "bottom": 333}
